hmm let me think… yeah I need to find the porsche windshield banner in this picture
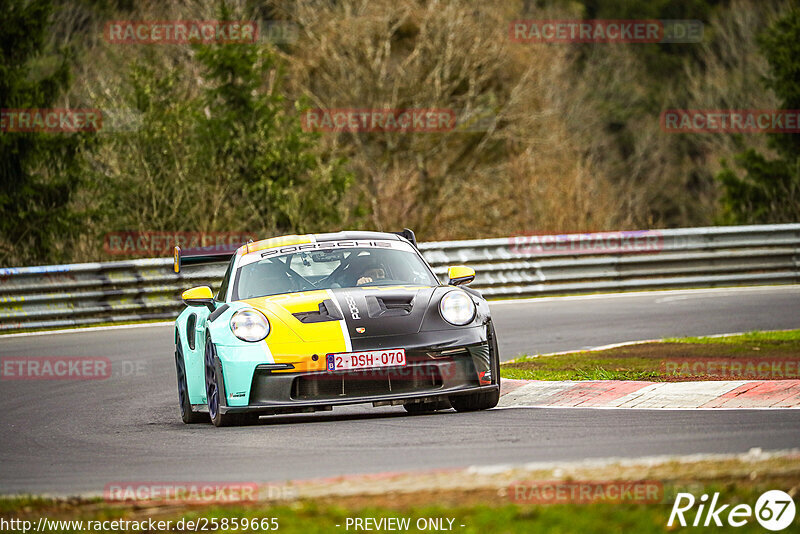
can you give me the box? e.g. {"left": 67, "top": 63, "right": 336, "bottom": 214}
{"left": 237, "top": 239, "right": 415, "bottom": 267}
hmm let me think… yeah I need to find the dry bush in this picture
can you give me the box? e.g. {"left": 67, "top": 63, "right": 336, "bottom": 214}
{"left": 39, "top": 0, "right": 795, "bottom": 265}
{"left": 683, "top": 0, "right": 789, "bottom": 165}
{"left": 60, "top": 1, "right": 280, "bottom": 261}
{"left": 273, "top": 0, "right": 627, "bottom": 239}
{"left": 550, "top": 39, "right": 706, "bottom": 229}
{"left": 556, "top": 0, "right": 794, "bottom": 230}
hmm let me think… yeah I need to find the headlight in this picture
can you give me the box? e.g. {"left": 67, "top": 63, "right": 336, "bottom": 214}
{"left": 439, "top": 290, "right": 476, "bottom": 326}
{"left": 230, "top": 309, "right": 270, "bottom": 342}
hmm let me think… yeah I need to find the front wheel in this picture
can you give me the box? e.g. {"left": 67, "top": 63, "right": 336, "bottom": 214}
{"left": 450, "top": 322, "right": 501, "bottom": 412}
{"left": 204, "top": 338, "right": 259, "bottom": 427}
{"left": 175, "top": 341, "right": 206, "bottom": 424}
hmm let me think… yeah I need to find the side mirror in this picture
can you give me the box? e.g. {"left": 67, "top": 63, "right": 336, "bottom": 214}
{"left": 446, "top": 266, "right": 475, "bottom": 286}
{"left": 181, "top": 286, "right": 215, "bottom": 311}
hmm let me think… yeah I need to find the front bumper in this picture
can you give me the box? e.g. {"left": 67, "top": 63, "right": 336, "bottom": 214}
{"left": 218, "top": 327, "right": 494, "bottom": 415}
{"left": 221, "top": 385, "right": 498, "bottom": 415}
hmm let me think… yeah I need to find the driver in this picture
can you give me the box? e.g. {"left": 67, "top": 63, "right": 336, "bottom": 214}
{"left": 357, "top": 264, "right": 386, "bottom": 285}
{"left": 347, "top": 255, "right": 387, "bottom": 286}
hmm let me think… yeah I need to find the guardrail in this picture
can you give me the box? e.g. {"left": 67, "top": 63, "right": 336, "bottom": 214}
{"left": 1, "top": 224, "right": 798, "bottom": 332}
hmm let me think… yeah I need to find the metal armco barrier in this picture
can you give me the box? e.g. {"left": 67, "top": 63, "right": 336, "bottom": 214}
{"left": 1, "top": 224, "right": 798, "bottom": 332}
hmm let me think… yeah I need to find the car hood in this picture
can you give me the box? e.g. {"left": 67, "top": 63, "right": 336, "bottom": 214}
{"left": 241, "top": 286, "right": 437, "bottom": 342}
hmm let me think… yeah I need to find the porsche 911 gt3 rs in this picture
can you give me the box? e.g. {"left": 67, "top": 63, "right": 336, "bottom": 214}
{"left": 172, "top": 229, "right": 500, "bottom": 426}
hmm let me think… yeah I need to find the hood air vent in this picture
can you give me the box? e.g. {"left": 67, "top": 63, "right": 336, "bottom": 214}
{"left": 366, "top": 295, "right": 414, "bottom": 318}
{"left": 293, "top": 299, "right": 344, "bottom": 323}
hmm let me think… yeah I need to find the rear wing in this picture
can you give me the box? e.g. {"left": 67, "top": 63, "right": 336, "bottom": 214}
{"left": 173, "top": 245, "right": 238, "bottom": 273}
{"left": 393, "top": 228, "right": 418, "bottom": 248}
{"left": 173, "top": 230, "right": 418, "bottom": 272}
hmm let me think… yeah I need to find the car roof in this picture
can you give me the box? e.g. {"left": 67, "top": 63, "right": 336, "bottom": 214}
{"left": 241, "top": 231, "right": 406, "bottom": 256}
{"left": 312, "top": 231, "right": 403, "bottom": 242}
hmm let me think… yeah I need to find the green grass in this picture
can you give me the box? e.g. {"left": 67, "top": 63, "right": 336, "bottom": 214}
{"left": 1, "top": 482, "right": 796, "bottom": 533}
{"left": 665, "top": 329, "right": 800, "bottom": 344}
{"left": 2, "top": 457, "right": 798, "bottom": 533}
{"left": 502, "top": 364, "right": 662, "bottom": 382}
{"left": 0, "top": 502, "right": 671, "bottom": 534}
{"left": 501, "top": 329, "right": 800, "bottom": 381}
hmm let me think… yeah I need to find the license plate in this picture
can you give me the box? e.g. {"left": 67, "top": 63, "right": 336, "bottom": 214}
{"left": 326, "top": 349, "right": 406, "bottom": 371}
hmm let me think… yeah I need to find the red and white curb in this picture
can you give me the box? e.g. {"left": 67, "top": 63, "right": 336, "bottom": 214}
{"left": 498, "top": 379, "right": 800, "bottom": 409}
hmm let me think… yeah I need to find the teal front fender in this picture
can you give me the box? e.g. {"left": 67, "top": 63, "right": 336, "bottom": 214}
{"left": 175, "top": 307, "right": 210, "bottom": 406}
{"left": 214, "top": 342, "right": 273, "bottom": 407}
{"left": 206, "top": 303, "right": 275, "bottom": 407}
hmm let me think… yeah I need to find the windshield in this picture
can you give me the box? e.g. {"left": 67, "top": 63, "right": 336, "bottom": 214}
{"left": 231, "top": 245, "right": 439, "bottom": 300}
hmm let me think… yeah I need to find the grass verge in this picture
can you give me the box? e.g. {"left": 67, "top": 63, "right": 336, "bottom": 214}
{"left": 500, "top": 329, "right": 800, "bottom": 381}
{"left": 1, "top": 452, "right": 798, "bottom": 533}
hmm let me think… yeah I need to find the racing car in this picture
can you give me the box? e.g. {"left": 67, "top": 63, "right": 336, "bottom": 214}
{"left": 172, "top": 229, "right": 500, "bottom": 426}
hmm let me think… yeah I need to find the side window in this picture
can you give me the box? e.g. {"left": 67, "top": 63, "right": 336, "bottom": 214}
{"left": 186, "top": 314, "right": 197, "bottom": 351}
{"left": 216, "top": 257, "right": 235, "bottom": 301}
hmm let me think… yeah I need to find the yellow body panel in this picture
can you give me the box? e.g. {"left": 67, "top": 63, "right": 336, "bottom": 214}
{"left": 245, "top": 234, "right": 314, "bottom": 255}
{"left": 242, "top": 290, "right": 348, "bottom": 373}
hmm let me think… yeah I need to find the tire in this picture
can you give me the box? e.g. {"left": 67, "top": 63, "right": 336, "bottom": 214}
{"left": 204, "top": 337, "right": 259, "bottom": 427}
{"left": 175, "top": 341, "right": 207, "bottom": 424}
{"left": 449, "top": 322, "right": 501, "bottom": 412}
{"left": 403, "top": 399, "right": 451, "bottom": 415}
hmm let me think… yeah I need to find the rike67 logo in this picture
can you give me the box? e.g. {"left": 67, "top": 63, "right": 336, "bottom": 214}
{"left": 668, "top": 490, "right": 796, "bottom": 531}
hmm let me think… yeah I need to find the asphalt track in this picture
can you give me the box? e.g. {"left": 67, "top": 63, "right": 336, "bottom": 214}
{"left": 1, "top": 286, "right": 799, "bottom": 495}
